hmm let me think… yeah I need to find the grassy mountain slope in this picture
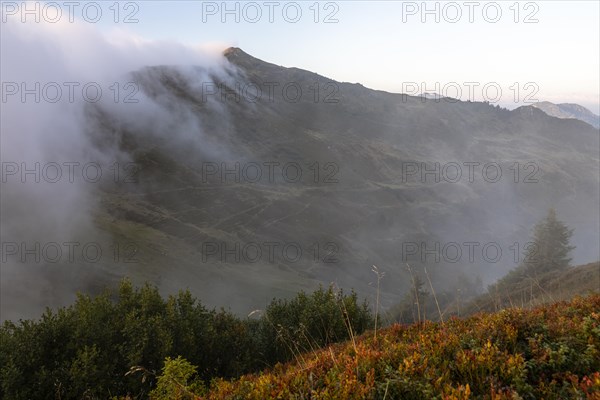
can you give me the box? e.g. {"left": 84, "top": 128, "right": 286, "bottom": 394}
{"left": 460, "top": 262, "right": 600, "bottom": 316}
{"left": 5, "top": 47, "right": 598, "bottom": 321}
{"left": 89, "top": 48, "right": 598, "bottom": 312}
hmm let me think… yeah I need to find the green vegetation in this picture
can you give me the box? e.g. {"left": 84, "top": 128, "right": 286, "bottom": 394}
{"left": 501, "top": 208, "right": 575, "bottom": 287}
{"left": 2, "top": 210, "right": 597, "bottom": 398}
{"left": 0, "top": 282, "right": 372, "bottom": 400}
{"left": 1, "top": 269, "right": 598, "bottom": 399}
{"left": 148, "top": 356, "right": 205, "bottom": 400}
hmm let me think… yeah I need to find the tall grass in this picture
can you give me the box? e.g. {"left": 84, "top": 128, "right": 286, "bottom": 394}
{"left": 371, "top": 265, "right": 385, "bottom": 341}
{"left": 424, "top": 266, "right": 444, "bottom": 324}
{"left": 406, "top": 263, "right": 422, "bottom": 324}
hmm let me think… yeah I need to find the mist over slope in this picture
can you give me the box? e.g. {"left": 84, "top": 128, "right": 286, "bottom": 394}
{"left": 0, "top": 19, "right": 231, "bottom": 320}
{"left": 2, "top": 46, "right": 599, "bottom": 321}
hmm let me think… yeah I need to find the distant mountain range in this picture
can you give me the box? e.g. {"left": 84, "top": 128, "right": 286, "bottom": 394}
{"left": 418, "top": 97, "right": 599, "bottom": 129}
{"left": 3, "top": 48, "right": 598, "bottom": 320}
{"left": 531, "top": 101, "right": 599, "bottom": 129}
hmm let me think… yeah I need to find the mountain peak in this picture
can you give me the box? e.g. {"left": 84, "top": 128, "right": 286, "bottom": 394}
{"left": 223, "top": 47, "right": 248, "bottom": 58}
{"left": 223, "top": 47, "right": 267, "bottom": 68}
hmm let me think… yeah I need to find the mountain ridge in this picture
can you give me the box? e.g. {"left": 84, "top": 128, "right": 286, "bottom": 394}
{"left": 224, "top": 47, "right": 600, "bottom": 130}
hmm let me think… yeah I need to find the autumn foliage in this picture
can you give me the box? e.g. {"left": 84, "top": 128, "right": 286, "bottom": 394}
{"left": 201, "top": 295, "right": 600, "bottom": 399}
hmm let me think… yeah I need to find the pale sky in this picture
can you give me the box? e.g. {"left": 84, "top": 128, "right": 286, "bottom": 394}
{"left": 6, "top": 0, "right": 600, "bottom": 113}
